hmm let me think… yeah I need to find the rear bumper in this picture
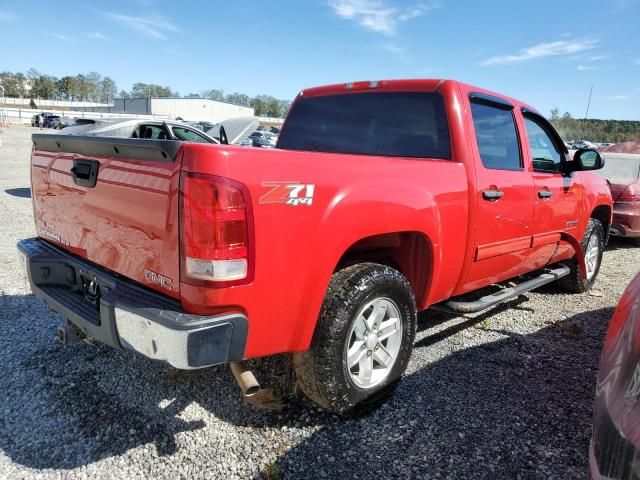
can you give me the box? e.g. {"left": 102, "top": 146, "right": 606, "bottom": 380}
{"left": 17, "top": 238, "right": 247, "bottom": 369}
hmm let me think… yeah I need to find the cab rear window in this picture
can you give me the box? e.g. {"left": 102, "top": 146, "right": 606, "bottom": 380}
{"left": 277, "top": 92, "right": 451, "bottom": 159}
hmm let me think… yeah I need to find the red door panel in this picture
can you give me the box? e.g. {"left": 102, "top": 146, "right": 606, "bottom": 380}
{"left": 458, "top": 97, "right": 535, "bottom": 293}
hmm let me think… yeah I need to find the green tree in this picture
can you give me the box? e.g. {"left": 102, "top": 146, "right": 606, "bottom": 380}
{"left": 203, "top": 88, "right": 225, "bottom": 101}
{"left": 74, "top": 74, "right": 92, "bottom": 101}
{"left": 86, "top": 72, "right": 103, "bottom": 101}
{"left": 56, "top": 76, "right": 78, "bottom": 100}
{"left": 131, "top": 83, "right": 175, "bottom": 98}
{"left": 99, "top": 76, "right": 118, "bottom": 103}
{"left": 225, "top": 92, "right": 251, "bottom": 107}
{"left": 31, "top": 75, "right": 57, "bottom": 99}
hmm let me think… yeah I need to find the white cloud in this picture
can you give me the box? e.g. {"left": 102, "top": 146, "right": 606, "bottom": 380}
{"left": 104, "top": 12, "right": 178, "bottom": 39}
{"left": 49, "top": 33, "right": 73, "bottom": 42}
{"left": 0, "top": 10, "right": 17, "bottom": 22}
{"left": 328, "top": 0, "right": 437, "bottom": 36}
{"left": 577, "top": 65, "right": 598, "bottom": 71}
{"left": 480, "top": 39, "right": 598, "bottom": 66}
{"left": 584, "top": 54, "right": 611, "bottom": 62}
{"left": 87, "top": 32, "right": 108, "bottom": 40}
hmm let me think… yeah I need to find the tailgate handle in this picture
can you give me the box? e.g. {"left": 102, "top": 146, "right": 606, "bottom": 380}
{"left": 71, "top": 159, "right": 99, "bottom": 188}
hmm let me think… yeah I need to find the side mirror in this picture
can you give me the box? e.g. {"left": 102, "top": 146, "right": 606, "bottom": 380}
{"left": 566, "top": 148, "right": 604, "bottom": 173}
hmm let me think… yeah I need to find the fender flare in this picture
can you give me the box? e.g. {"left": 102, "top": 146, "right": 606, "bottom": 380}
{"left": 560, "top": 231, "right": 586, "bottom": 280}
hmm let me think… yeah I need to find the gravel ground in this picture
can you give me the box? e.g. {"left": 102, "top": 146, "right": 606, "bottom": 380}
{"left": 1, "top": 124, "right": 639, "bottom": 479}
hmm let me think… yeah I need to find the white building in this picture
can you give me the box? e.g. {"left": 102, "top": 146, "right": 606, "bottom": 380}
{"left": 77, "top": 97, "right": 254, "bottom": 123}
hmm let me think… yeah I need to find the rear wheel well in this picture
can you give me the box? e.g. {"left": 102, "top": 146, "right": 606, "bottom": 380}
{"left": 336, "top": 232, "right": 432, "bottom": 306}
{"left": 591, "top": 205, "right": 611, "bottom": 243}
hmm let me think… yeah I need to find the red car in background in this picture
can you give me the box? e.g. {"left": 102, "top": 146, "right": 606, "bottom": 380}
{"left": 598, "top": 152, "right": 640, "bottom": 245}
{"left": 591, "top": 272, "right": 640, "bottom": 479}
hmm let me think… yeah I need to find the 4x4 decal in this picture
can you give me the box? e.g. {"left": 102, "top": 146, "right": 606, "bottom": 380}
{"left": 259, "top": 182, "right": 315, "bottom": 206}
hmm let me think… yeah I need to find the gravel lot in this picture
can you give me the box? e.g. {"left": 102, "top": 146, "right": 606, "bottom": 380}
{"left": 1, "top": 125, "right": 639, "bottom": 479}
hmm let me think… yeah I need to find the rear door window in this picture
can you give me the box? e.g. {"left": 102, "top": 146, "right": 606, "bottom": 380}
{"left": 277, "top": 92, "right": 451, "bottom": 159}
{"left": 470, "top": 102, "right": 522, "bottom": 171}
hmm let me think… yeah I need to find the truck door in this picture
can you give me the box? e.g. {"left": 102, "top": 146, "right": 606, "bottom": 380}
{"left": 462, "top": 94, "right": 535, "bottom": 291}
{"left": 520, "top": 110, "right": 582, "bottom": 266}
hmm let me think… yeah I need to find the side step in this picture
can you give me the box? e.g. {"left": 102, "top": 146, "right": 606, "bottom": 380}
{"left": 437, "top": 265, "right": 571, "bottom": 314}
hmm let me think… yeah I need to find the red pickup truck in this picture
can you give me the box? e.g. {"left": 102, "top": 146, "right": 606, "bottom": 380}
{"left": 19, "top": 79, "right": 612, "bottom": 412}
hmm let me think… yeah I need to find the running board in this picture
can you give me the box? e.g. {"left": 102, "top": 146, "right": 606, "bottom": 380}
{"left": 437, "top": 265, "right": 571, "bottom": 314}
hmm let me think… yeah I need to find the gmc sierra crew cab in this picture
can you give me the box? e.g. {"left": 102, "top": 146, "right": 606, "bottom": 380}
{"left": 19, "top": 79, "right": 612, "bottom": 412}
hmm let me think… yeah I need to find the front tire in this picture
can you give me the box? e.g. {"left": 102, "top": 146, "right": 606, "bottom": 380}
{"left": 558, "top": 218, "right": 604, "bottom": 293}
{"left": 293, "top": 263, "right": 417, "bottom": 412}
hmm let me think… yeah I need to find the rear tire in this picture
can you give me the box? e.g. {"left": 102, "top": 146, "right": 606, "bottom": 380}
{"left": 293, "top": 263, "right": 416, "bottom": 412}
{"left": 558, "top": 218, "right": 604, "bottom": 293}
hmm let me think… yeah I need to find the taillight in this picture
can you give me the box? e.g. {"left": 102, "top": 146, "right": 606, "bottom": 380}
{"left": 618, "top": 185, "right": 640, "bottom": 203}
{"left": 180, "top": 172, "right": 254, "bottom": 286}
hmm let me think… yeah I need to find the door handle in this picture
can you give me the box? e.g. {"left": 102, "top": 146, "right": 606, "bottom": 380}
{"left": 71, "top": 159, "right": 100, "bottom": 188}
{"left": 538, "top": 189, "right": 553, "bottom": 199}
{"left": 482, "top": 189, "right": 504, "bottom": 201}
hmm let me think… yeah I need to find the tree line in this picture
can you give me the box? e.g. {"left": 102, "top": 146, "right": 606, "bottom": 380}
{"left": 0, "top": 69, "right": 291, "bottom": 117}
{"left": 549, "top": 108, "right": 640, "bottom": 144}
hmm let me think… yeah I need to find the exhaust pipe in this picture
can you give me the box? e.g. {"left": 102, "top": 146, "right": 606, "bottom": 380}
{"left": 57, "top": 322, "right": 85, "bottom": 344}
{"left": 230, "top": 361, "right": 260, "bottom": 397}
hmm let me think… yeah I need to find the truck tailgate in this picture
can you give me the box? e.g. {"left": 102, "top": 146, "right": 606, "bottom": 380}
{"left": 31, "top": 135, "right": 183, "bottom": 298}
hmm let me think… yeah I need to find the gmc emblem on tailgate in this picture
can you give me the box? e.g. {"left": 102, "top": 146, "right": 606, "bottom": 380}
{"left": 144, "top": 269, "right": 173, "bottom": 290}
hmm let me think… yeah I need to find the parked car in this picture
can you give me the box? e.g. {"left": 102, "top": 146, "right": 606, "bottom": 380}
{"left": 590, "top": 272, "right": 640, "bottom": 479}
{"left": 20, "top": 79, "right": 611, "bottom": 412}
{"left": 597, "top": 153, "right": 640, "bottom": 245}
{"left": 249, "top": 131, "right": 276, "bottom": 147}
{"left": 43, "top": 114, "right": 60, "bottom": 128}
{"left": 50, "top": 116, "right": 75, "bottom": 130}
{"left": 573, "top": 140, "right": 598, "bottom": 150}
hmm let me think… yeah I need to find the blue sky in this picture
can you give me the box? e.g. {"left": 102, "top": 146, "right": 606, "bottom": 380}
{"left": 1, "top": 0, "right": 639, "bottom": 120}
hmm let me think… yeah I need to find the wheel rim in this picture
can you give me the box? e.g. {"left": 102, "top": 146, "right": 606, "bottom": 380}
{"left": 344, "top": 297, "right": 403, "bottom": 389}
{"left": 585, "top": 234, "right": 600, "bottom": 280}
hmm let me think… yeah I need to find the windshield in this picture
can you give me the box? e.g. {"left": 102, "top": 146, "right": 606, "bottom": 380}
{"left": 597, "top": 154, "right": 640, "bottom": 183}
{"left": 277, "top": 92, "right": 451, "bottom": 159}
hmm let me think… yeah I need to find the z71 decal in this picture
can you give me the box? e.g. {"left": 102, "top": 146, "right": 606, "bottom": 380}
{"left": 260, "top": 182, "right": 315, "bottom": 206}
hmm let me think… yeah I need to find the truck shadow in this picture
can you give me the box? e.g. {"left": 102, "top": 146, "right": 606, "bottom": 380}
{"left": 271, "top": 304, "right": 613, "bottom": 478}
{"left": 0, "top": 291, "right": 612, "bottom": 476}
{"left": 606, "top": 237, "right": 639, "bottom": 251}
{"left": 4, "top": 187, "right": 31, "bottom": 198}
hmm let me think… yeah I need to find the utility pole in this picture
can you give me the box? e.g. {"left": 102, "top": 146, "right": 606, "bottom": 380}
{"left": 581, "top": 85, "right": 593, "bottom": 141}
{"left": 0, "top": 83, "right": 5, "bottom": 128}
